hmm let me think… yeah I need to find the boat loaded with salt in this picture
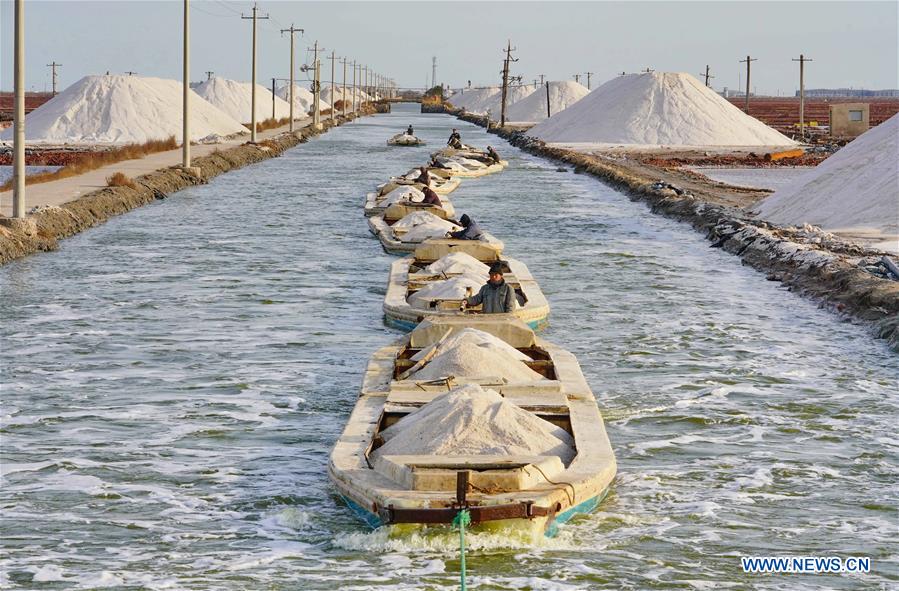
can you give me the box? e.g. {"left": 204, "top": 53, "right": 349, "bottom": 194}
{"left": 328, "top": 316, "right": 616, "bottom": 541}
{"left": 383, "top": 249, "right": 550, "bottom": 331}
{"left": 364, "top": 169, "right": 461, "bottom": 217}
{"left": 387, "top": 132, "right": 425, "bottom": 146}
{"left": 370, "top": 211, "right": 504, "bottom": 255}
{"left": 430, "top": 147, "right": 508, "bottom": 178}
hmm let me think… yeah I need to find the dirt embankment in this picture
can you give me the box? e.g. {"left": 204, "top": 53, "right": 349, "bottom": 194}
{"left": 0, "top": 114, "right": 363, "bottom": 266}
{"left": 454, "top": 111, "right": 899, "bottom": 349}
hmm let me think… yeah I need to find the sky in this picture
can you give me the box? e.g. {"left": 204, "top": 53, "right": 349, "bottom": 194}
{"left": 1, "top": 1, "right": 897, "bottom": 95}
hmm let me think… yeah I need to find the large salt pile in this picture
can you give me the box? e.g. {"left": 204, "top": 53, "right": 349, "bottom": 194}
{"left": 195, "top": 77, "right": 291, "bottom": 123}
{"left": 411, "top": 328, "right": 532, "bottom": 362}
{"left": 411, "top": 331, "right": 540, "bottom": 381}
{"left": 478, "top": 85, "right": 540, "bottom": 117}
{"left": 424, "top": 252, "right": 489, "bottom": 277}
{"left": 275, "top": 84, "right": 327, "bottom": 116}
{"left": 407, "top": 275, "right": 485, "bottom": 309}
{"left": 372, "top": 384, "right": 573, "bottom": 461}
{"left": 529, "top": 72, "right": 796, "bottom": 147}
{"left": 322, "top": 86, "right": 364, "bottom": 107}
{"left": 449, "top": 87, "right": 500, "bottom": 113}
{"left": 506, "top": 80, "right": 590, "bottom": 124}
{"left": 0, "top": 75, "right": 248, "bottom": 144}
{"left": 754, "top": 114, "right": 899, "bottom": 243}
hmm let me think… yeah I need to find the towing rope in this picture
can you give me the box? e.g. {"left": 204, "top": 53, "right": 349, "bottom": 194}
{"left": 452, "top": 509, "right": 471, "bottom": 590}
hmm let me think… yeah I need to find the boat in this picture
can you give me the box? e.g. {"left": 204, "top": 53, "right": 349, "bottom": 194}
{"left": 370, "top": 213, "right": 504, "bottom": 255}
{"left": 431, "top": 155, "right": 507, "bottom": 178}
{"left": 383, "top": 252, "right": 550, "bottom": 331}
{"left": 364, "top": 173, "right": 461, "bottom": 218}
{"left": 388, "top": 132, "right": 425, "bottom": 146}
{"left": 328, "top": 316, "right": 617, "bottom": 541}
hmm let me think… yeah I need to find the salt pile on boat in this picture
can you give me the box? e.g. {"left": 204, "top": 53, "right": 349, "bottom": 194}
{"left": 424, "top": 252, "right": 489, "bottom": 277}
{"left": 1, "top": 75, "right": 248, "bottom": 144}
{"left": 195, "top": 77, "right": 291, "bottom": 123}
{"left": 407, "top": 275, "right": 485, "bottom": 309}
{"left": 754, "top": 114, "right": 899, "bottom": 243}
{"left": 506, "top": 80, "right": 590, "bottom": 124}
{"left": 411, "top": 328, "right": 532, "bottom": 362}
{"left": 373, "top": 385, "right": 573, "bottom": 461}
{"left": 393, "top": 213, "right": 460, "bottom": 243}
{"left": 529, "top": 72, "right": 796, "bottom": 147}
{"left": 411, "top": 333, "right": 541, "bottom": 381}
{"left": 275, "top": 84, "right": 327, "bottom": 115}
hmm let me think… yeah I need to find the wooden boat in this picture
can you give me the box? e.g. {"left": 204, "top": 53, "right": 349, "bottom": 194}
{"left": 363, "top": 173, "right": 460, "bottom": 218}
{"left": 387, "top": 133, "right": 424, "bottom": 146}
{"left": 431, "top": 156, "right": 508, "bottom": 178}
{"left": 370, "top": 214, "right": 504, "bottom": 255}
{"left": 328, "top": 316, "right": 617, "bottom": 541}
{"left": 383, "top": 255, "right": 550, "bottom": 331}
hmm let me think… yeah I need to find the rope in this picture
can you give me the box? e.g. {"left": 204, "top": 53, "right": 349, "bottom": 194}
{"left": 452, "top": 509, "right": 471, "bottom": 591}
{"left": 524, "top": 464, "right": 577, "bottom": 506}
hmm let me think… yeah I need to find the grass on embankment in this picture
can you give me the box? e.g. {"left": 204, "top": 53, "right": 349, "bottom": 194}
{"left": 0, "top": 136, "right": 178, "bottom": 191}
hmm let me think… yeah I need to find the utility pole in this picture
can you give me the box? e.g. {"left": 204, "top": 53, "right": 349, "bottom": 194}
{"left": 793, "top": 54, "right": 812, "bottom": 140}
{"left": 545, "top": 81, "right": 551, "bottom": 119}
{"left": 12, "top": 0, "right": 25, "bottom": 218}
{"left": 181, "top": 0, "right": 190, "bottom": 169}
{"left": 309, "top": 41, "right": 323, "bottom": 128}
{"left": 585, "top": 72, "right": 594, "bottom": 89}
{"left": 205, "top": 71, "right": 214, "bottom": 80}
{"left": 701, "top": 65, "right": 714, "bottom": 87}
{"left": 271, "top": 77, "right": 277, "bottom": 119}
{"left": 573, "top": 73, "right": 580, "bottom": 84}
{"left": 281, "top": 24, "right": 303, "bottom": 132}
{"left": 46, "top": 61, "right": 62, "bottom": 96}
{"left": 341, "top": 57, "right": 348, "bottom": 117}
{"left": 500, "top": 40, "right": 518, "bottom": 127}
{"left": 242, "top": 3, "right": 269, "bottom": 142}
{"left": 538, "top": 73, "right": 545, "bottom": 86}
{"left": 352, "top": 60, "right": 357, "bottom": 114}
{"left": 328, "top": 51, "right": 337, "bottom": 120}
{"left": 739, "top": 55, "right": 757, "bottom": 114}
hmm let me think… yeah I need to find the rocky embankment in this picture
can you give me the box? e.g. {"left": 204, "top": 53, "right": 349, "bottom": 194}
{"left": 0, "top": 114, "right": 364, "bottom": 266}
{"left": 453, "top": 110, "right": 899, "bottom": 348}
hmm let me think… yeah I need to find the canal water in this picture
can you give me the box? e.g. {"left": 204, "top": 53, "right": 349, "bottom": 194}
{"left": 1, "top": 104, "right": 896, "bottom": 590}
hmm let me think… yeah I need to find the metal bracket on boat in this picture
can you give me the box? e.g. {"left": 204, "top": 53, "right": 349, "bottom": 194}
{"left": 378, "top": 500, "right": 557, "bottom": 525}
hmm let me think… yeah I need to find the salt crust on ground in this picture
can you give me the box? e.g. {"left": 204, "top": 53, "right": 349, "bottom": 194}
{"left": 411, "top": 333, "right": 543, "bottom": 382}
{"left": 411, "top": 328, "right": 532, "bottom": 362}
{"left": 529, "top": 72, "right": 796, "bottom": 147}
{"left": 275, "top": 84, "right": 328, "bottom": 115}
{"left": 2, "top": 75, "right": 248, "bottom": 144}
{"left": 407, "top": 274, "right": 485, "bottom": 309}
{"left": 424, "top": 252, "right": 489, "bottom": 277}
{"left": 506, "top": 81, "right": 590, "bottom": 124}
{"left": 754, "top": 114, "right": 899, "bottom": 235}
{"left": 374, "top": 384, "right": 573, "bottom": 461}
{"left": 195, "top": 77, "right": 291, "bottom": 123}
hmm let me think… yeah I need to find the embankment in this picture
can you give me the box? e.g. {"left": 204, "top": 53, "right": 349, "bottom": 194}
{"left": 453, "top": 111, "right": 899, "bottom": 348}
{"left": 0, "top": 114, "right": 364, "bottom": 266}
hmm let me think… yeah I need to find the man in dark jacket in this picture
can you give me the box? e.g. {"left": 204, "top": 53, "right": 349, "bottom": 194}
{"left": 464, "top": 262, "right": 515, "bottom": 314}
{"left": 421, "top": 185, "right": 442, "bottom": 206}
{"left": 406, "top": 125, "right": 414, "bottom": 135}
{"left": 486, "top": 146, "right": 501, "bottom": 164}
{"left": 447, "top": 129, "right": 462, "bottom": 148}
{"left": 448, "top": 214, "right": 483, "bottom": 240}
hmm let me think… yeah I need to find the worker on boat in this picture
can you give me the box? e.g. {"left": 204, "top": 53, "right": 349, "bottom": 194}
{"left": 429, "top": 155, "right": 450, "bottom": 169}
{"left": 414, "top": 166, "right": 431, "bottom": 186}
{"left": 447, "top": 214, "right": 483, "bottom": 240}
{"left": 462, "top": 262, "right": 515, "bottom": 314}
{"left": 447, "top": 129, "right": 462, "bottom": 149}
{"left": 486, "top": 146, "right": 501, "bottom": 164}
{"left": 421, "top": 185, "right": 442, "bottom": 206}
{"left": 406, "top": 125, "right": 414, "bottom": 136}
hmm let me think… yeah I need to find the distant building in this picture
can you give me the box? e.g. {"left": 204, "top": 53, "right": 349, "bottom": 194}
{"left": 801, "top": 88, "right": 899, "bottom": 98}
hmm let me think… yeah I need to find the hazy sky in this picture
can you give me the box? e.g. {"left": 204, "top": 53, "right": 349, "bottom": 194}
{"left": 1, "top": 1, "right": 896, "bottom": 95}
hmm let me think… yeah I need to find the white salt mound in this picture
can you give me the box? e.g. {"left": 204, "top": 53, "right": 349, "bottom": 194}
{"left": 2, "top": 75, "right": 248, "bottom": 144}
{"left": 379, "top": 186, "right": 425, "bottom": 205}
{"left": 449, "top": 87, "right": 500, "bottom": 112}
{"left": 529, "top": 72, "right": 796, "bottom": 147}
{"left": 407, "top": 275, "right": 486, "bottom": 309}
{"left": 478, "top": 85, "right": 540, "bottom": 117}
{"left": 411, "top": 334, "right": 542, "bottom": 382}
{"left": 397, "top": 214, "right": 461, "bottom": 243}
{"left": 195, "top": 77, "right": 291, "bottom": 123}
{"left": 506, "top": 80, "right": 590, "bottom": 124}
{"left": 754, "top": 114, "right": 899, "bottom": 240}
{"left": 424, "top": 252, "right": 489, "bottom": 277}
{"left": 275, "top": 84, "right": 327, "bottom": 115}
{"left": 374, "top": 384, "right": 573, "bottom": 461}
{"left": 411, "top": 328, "right": 532, "bottom": 362}
{"left": 392, "top": 211, "right": 445, "bottom": 231}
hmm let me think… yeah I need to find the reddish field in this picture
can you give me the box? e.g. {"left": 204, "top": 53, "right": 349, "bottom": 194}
{"left": 0, "top": 92, "right": 55, "bottom": 119}
{"left": 727, "top": 97, "right": 899, "bottom": 133}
